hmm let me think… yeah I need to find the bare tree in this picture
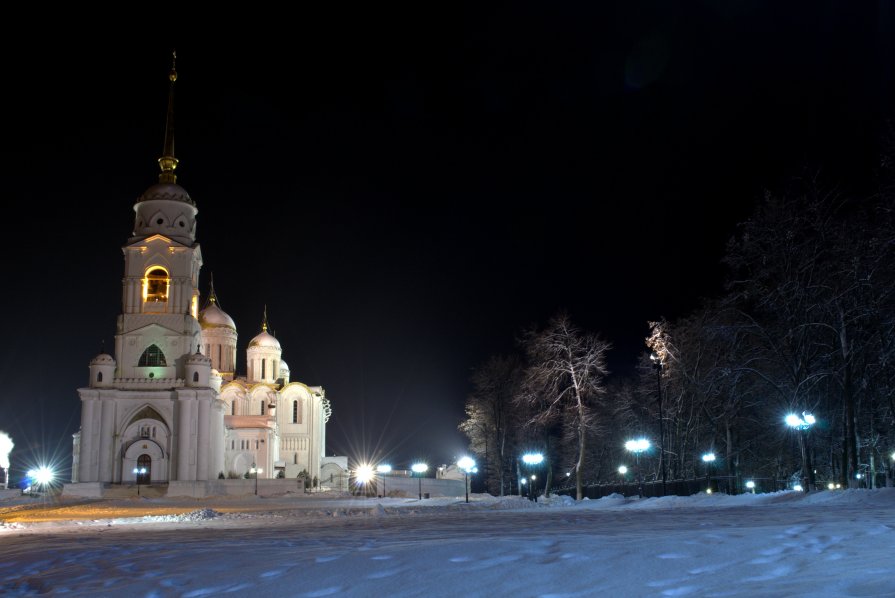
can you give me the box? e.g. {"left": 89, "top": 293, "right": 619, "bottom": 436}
{"left": 459, "top": 354, "right": 524, "bottom": 496}
{"left": 519, "top": 311, "right": 611, "bottom": 500}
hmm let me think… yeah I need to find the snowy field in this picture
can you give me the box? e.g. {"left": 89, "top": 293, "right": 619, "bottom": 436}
{"left": 1, "top": 488, "right": 893, "bottom": 597}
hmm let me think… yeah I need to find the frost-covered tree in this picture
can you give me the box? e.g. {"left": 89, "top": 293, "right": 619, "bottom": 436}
{"left": 518, "top": 311, "right": 611, "bottom": 500}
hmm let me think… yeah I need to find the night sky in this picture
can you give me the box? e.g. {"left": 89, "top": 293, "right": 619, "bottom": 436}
{"left": 3, "top": 3, "right": 892, "bottom": 476}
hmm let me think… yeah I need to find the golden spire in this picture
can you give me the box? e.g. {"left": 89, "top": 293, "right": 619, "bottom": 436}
{"left": 262, "top": 305, "right": 269, "bottom": 332}
{"left": 208, "top": 273, "right": 217, "bottom": 304}
{"left": 157, "top": 50, "right": 179, "bottom": 184}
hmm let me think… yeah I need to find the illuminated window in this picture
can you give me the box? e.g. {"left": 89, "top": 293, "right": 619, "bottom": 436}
{"left": 143, "top": 267, "right": 169, "bottom": 303}
{"left": 191, "top": 294, "right": 198, "bottom": 318}
{"left": 138, "top": 345, "right": 167, "bottom": 367}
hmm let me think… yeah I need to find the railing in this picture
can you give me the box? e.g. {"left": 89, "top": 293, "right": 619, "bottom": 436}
{"left": 552, "top": 475, "right": 790, "bottom": 499}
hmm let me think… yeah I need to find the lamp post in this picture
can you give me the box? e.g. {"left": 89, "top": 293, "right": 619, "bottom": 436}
{"left": 702, "top": 452, "right": 716, "bottom": 493}
{"left": 522, "top": 452, "right": 544, "bottom": 502}
{"left": 251, "top": 462, "right": 263, "bottom": 496}
{"left": 746, "top": 480, "right": 756, "bottom": 494}
{"left": 133, "top": 467, "right": 147, "bottom": 497}
{"left": 376, "top": 464, "right": 391, "bottom": 498}
{"left": 457, "top": 456, "right": 476, "bottom": 503}
{"left": 785, "top": 412, "right": 816, "bottom": 492}
{"left": 650, "top": 352, "right": 667, "bottom": 496}
{"left": 625, "top": 439, "right": 651, "bottom": 498}
{"left": 411, "top": 462, "right": 428, "bottom": 500}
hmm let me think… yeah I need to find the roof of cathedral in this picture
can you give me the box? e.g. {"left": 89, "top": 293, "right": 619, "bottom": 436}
{"left": 198, "top": 278, "right": 236, "bottom": 330}
{"left": 248, "top": 330, "right": 281, "bottom": 350}
{"left": 137, "top": 182, "right": 195, "bottom": 206}
{"left": 199, "top": 301, "right": 237, "bottom": 330}
{"left": 248, "top": 306, "right": 281, "bottom": 350}
{"left": 279, "top": 359, "right": 290, "bottom": 373}
{"left": 90, "top": 353, "right": 115, "bottom": 365}
{"left": 186, "top": 349, "right": 212, "bottom": 366}
{"left": 136, "top": 52, "right": 195, "bottom": 207}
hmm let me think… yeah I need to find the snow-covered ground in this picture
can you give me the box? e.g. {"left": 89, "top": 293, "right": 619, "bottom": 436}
{"left": 1, "top": 488, "right": 893, "bottom": 597}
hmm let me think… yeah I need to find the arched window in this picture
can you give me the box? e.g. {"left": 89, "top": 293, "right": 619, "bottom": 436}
{"left": 193, "top": 371, "right": 199, "bottom": 382}
{"left": 97, "top": 372, "right": 102, "bottom": 382}
{"left": 143, "top": 267, "right": 169, "bottom": 303}
{"left": 260, "top": 401, "right": 265, "bottom": 415}
{"left": 138, "top": 344, "right": 167, "bottom": 367}
{"left": 292, "top": 400, "right": 298, "bottom": 423}
{"left": 261, "top": 359, "right": 266, "bottom": 379}
{"left": 231, "top": 401, "right": 236, "bottom": 416}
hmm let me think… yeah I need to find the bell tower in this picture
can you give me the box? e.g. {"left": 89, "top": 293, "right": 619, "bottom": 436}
{"left": 115, "top": 51, "right": 203, "bottom": 382}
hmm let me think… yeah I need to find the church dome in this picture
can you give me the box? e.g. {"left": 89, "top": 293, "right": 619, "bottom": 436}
{"left": 199, "top": 302, "right": 236, "bottom": 330}
{"left": 279, "top": 360, "right": 290, "bottom": 375}
{"left": 249, "top": 330, "right": 281, "bottom": 350}
{"left": 186, "top": 350, "right": 212, "bottom": 366}
{"left": 137, "top": 182, "right": 195, "bottom": 206}
{"left": 90, "top": 353, "right": 115, "bottom": 366}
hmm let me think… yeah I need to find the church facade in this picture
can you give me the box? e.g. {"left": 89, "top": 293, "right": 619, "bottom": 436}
{"left": 65, "top": 57, "right": 339, "bottom": 497}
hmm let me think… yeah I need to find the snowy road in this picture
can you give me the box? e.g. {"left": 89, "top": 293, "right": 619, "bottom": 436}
{"left": 1, "top": 490, "right": 894, "bottom": 597}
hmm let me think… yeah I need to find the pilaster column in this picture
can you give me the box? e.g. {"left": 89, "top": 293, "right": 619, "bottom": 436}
{"left": 78, "top": 397, "right": 97, "bottom": 482}
{"left": 197, "top": 396, "right": 210, "bottom": 481}
{"left": 177, "top": 395, "right": 193, "bottom": 480}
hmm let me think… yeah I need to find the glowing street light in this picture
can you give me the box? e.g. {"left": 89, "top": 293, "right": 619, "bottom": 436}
{"left": 458, "top": 456, "right": 476, "bottom": 503}
{"left": 786, "top": 411, "right": 816, "bottom": 492}
{"left": 133, "top": 466, "right": 147, "bottom": 496}
{"left": 521, "top": 452, "right": 544, "bottom": 501}
{"left": 618, "top": 465, "right": 628, "bottom": 475}
{"left": 355, "top": 463, "right": 375, "bottom": 496}
{"left": 376, "top": 464, "right": 392, "bottom": 498}
{"left": 702, "top": 452, "right": 716, "bottom": 493}
{"left": 522, "top": 453, "right": 544, "bottom": 466}
{"left": 250, "top": 462, "right": 263, "bottom": 496}
{"left": 746, "top": 480, "right": 756, "bottom": 494}
{"left": 25, "top": 466, "right": 55, "bottom": 495}
{"left": 625, "top": 439, "right": 650, "bottom": 498}
{"left": 411, "top": 462, "right": 428, "bottom": 500}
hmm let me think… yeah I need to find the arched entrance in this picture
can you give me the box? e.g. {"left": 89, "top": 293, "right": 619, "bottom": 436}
{"left": 136, "top": 454, "right": 151, "bottom": 484}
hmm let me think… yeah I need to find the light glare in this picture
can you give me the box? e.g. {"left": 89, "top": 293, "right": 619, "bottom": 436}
{"left": 522, "top": 453, "right": 544, "bottom": 465}
{"left": 625, "top": 439, "right": 650, "bottom": 453}
{"left": 356, "top": 464, "right": 374, "bottom": 484}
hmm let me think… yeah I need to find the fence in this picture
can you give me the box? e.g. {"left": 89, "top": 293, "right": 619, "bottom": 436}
{"left": 552, "top": 475, "right": 789, "bottom": 499}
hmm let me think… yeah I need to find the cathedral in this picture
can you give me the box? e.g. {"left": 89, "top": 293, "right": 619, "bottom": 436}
{"left": 65, "top": 56, "right": 342, "bottom": 498}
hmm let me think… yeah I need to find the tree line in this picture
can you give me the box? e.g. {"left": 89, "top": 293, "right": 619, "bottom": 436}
{"left": 460, "top": 149, "right": 895, "bottom": 500}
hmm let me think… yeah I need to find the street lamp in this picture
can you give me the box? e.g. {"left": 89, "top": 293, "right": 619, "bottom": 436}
{"left": 250, "top": 462, "right": 263, "bottom": 496}
{"left": 133, "top": 467, "right": 147, "bottom": 496}
{"left": 522, "top": 452, "right": 544, "bottom": 501}
{"left": 785, "top": 412, "right": 816, "bottom": 492}
{"left": 625, "top": 438, "right": 651, "bottom": 498}
{"left": 457, "top": 456, "right": 476, "bottom": 503}
{"left": 411, "top": 462, "right": 428, "bottom": 500}
{"left": 650, "top": 352, "right": 667, "bottom": 496}
{"left": 376, "top": 464, "right": 391, "bottom": 498}
{"left": 702, "top": 452, "right": 716, "bottom": 492}
{"left": 746, "top": 480, "right": 756, "bottom": 494}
